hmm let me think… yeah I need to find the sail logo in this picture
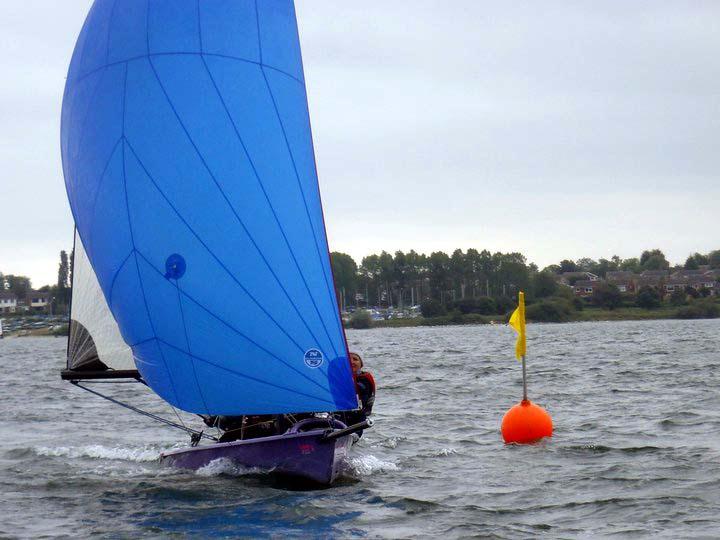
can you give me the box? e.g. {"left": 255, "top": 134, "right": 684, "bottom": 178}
{"left": 303, "top": 348, "right": 324, "bottom": 368}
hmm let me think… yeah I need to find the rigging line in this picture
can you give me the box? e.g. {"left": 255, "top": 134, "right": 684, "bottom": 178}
{"left": 142, "top": 58, "right": 330, "bottom": 354}
{"left": 157, "top": 337, "right": 337, "bottom": 407}
{"left": 120, "top": 63, "right": 181, "bottom": 408}
{"left": 69, "top": 52, "right": 302, "bottom": 87}
{"left": 72, "top": 382, "right": 217, "bottom": 441}
{"left": 200, "top": 56, "right": 338, "bottom": 359}
{"left": 170, "top": 404, "right": 187, "bottom": 430}
{"left": 134, "top": 250, "right": 333, "bottom": 393}
{"left": 259, "top": 67, "right": 343, "bottom": 342}
{"left": 124, "top": 139, "right": 309, "bottom": 356}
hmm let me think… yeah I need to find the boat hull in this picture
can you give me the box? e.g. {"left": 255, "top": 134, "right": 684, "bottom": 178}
{"left": 159, "top": 429, "right": 352, "bottom": 485}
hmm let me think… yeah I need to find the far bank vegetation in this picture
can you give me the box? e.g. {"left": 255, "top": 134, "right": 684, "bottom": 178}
{"left": 331, "top": 248, "right": 720, "bottom": 328}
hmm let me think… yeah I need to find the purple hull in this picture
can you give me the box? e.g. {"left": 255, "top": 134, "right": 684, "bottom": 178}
{"left": 159, "top": 428, "right": 352, "bottom": 485}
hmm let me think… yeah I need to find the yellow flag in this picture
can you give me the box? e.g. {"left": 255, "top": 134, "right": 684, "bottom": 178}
{"left": 508, "top": 291, "right": 526, "bottom": 360}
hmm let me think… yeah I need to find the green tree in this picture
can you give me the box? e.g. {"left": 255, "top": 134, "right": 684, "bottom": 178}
{"left": 359, "top": 254, "right": 380, "bottom": 306}
{"left": 591, "top": 282, "right": 622, "bottom": 310}
{"left": 532, "top": 271, "right": 558, "bottom": 298}
{"left": 669, "top": 288, "right": 687, "bottom": 306}
{"left": 640, "top": 249, "right": 669, "bottom": 270}
{"left": 619, "top": 258, "right": 641, "bottom": 272}
{"left": 636, "top": 286, "right": 661, "bottom": 309}
{"left": 330, "top": 252, "right": 357, "bottom": 309}
{"left": 576, "top": 258, "right": 598, "bottom": 273}
{"left": 559, "top": 259, "right": 578, "bottom": 273}
{"left": 684, "top": 256, "right": 699, "bottom": 270}
{"left": 349, "top": 310, "right": 372, "bottom": 329}
{"left": 392, "top": 250, "right": 410, "bottom": 308}
{"left": 378, "top": 251, "right": 395, "bottom": 307}
{"left": 405, "top": 250, "right": 425, "bottom": 305}
{"left": 708, "top": 250, "right": 720, "bottom": 269}
{"left": 427, "top": 251, "right": 451, "bottom": 302}
{"left": 57, "top": 250, "right": 70, "bottom": 307}
{"left": 685, "top": 285, "right": 700, "bottom": 299}
{"left": 684, "top": 253, "right": 708, "bottom": 269}
{"left": 4, "top": 275, "right": 31, "bottom": 298}
{"left": 594, "top": 258, "right": 619, "bottom": 278}
{"left": 420, "top": 299, "right": 446, "bottom": 318}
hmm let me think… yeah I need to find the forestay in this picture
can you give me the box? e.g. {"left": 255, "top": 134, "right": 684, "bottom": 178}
{"left": 60, "top": 0, "right": 357, "bottom": 415}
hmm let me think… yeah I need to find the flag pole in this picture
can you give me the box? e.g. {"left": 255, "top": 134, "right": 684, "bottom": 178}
{"left": 521, "top": 355, "right": 528, "bottom": 402}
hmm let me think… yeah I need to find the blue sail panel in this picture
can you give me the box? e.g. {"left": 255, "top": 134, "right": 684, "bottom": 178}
{"left": 61, "top": 0, "right": 357, "bottom": 414}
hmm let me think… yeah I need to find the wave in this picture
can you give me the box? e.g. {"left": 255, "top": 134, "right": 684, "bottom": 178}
{"left": 33, "top": 444, "right": 172, "bottom": 462}
{"left": 195, "top": 457, "right": 270, "bottom": 477}
{"left": 430, "top": 447, "right": 458, "bottom": 457}
{"left": 343, "top": 454, "right": 399, "bottom": 477}
{"left": 562, "top": 444, "right": 664, "bottom": 455}
{"left": 370, "top": 436, "right": 406, "bottom": 449}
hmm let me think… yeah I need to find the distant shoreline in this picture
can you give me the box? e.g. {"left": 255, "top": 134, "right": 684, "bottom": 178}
{"left": 345, "top": 305, "right": 718, "bottom": 329}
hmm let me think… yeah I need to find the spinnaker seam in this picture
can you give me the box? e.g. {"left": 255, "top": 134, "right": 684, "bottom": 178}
{"left": 69, "top": 52, "right": 302, "bottom": 87}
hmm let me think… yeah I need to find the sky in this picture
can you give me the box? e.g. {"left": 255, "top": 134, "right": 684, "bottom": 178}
{"left": 1, "top": 1, "right": 719, "bottom": 288}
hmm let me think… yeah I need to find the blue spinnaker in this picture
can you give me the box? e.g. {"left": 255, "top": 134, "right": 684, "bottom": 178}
{"left": 61, "top": 0, "right": 357, "bottom": 415}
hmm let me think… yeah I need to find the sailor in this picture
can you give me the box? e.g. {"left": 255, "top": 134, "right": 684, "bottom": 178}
{"left": 350, "top": 352, "right": 375, "bottom": 418}
{"left": 336, "top": 351, "right": 375, "bottom": 437}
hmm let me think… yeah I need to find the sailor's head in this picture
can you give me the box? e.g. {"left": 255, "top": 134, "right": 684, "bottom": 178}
{"left": 349, "top": 352, "right": 363, "bottom": 373}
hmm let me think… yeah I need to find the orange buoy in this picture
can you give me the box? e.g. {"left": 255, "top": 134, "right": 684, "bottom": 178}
{"left": 501, "top": 399, "right": 553, "bottom": 444}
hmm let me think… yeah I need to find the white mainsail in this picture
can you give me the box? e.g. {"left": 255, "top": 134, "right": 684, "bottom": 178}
{"left": 67, "top": 230, "right": 134, "bottom": 372}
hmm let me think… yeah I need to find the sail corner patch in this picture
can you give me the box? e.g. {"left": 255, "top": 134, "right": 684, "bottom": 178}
{"left": 303, "top": 348, "right": 324, "bottom": 368}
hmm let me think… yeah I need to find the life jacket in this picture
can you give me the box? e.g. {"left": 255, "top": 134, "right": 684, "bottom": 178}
{"left": 356, "top": 371, "right": 376, "bottom": 414}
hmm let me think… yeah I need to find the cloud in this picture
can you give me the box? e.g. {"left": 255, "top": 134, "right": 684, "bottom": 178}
{"left": 1, "top": 0, "right": 718, "bottom": 286}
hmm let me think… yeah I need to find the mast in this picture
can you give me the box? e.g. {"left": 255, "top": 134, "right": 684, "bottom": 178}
{"left": 65, "top": 226, "right": 76, "bottom": 361}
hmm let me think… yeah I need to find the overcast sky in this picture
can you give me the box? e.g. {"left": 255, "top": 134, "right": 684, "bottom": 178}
{"left": 1, "top": 1, "right": 719, "bottom": 287}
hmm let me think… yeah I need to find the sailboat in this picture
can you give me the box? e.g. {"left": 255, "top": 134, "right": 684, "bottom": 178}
{"left": 60, "top": 0, "right": 369, "bottom": 485}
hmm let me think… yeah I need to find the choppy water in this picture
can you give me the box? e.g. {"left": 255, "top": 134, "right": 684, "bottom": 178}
{"left": 1, "top": 319, "right": 719, "bottom": 538}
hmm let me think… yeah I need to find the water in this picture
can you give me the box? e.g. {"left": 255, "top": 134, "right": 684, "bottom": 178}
{"left": 1, "top": 319, "right": 719, "bottom": 538}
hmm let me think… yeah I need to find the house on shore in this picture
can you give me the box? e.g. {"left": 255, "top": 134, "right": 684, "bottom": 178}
{"left": 0, "top": 292, "right": 18, "bottom": 313}
{"left": 571, "top": 267, "right": 719, "bottom": 298}
{"left": 23, "top": 291, "right": 51, "bottom": 313}
{"left": 0, "top": 290, "right": 51, "bottom": 313}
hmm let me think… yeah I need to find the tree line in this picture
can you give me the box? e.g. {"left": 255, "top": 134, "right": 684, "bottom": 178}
{"left": 3, "top": 246, "right": 719, "bottom": 317}
{"left": 330, "top": 248, "right": 720, "bottom": 310}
